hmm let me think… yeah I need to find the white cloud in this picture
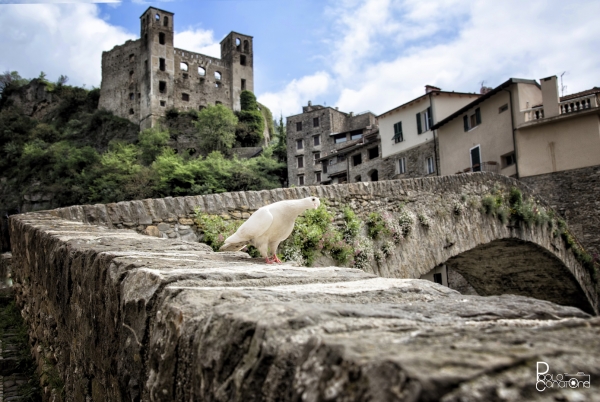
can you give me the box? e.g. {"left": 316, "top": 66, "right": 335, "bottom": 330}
{"left": 0, "top": 3, "right": 134, "bottom": 87}
{"left": 258, "top": 71, "right": 332, "bottom": 118}
{"left": 174, "top": 28, "right": 220, "bottom": 59}
{"left": 260, "top": 0, "right": 600, "bottom": 118}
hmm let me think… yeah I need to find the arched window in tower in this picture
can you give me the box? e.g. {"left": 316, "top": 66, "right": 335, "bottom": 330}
{"left": 180, "top": 62, "right": 188, "bottom": 72}
{"left": 243, "top": 40, "right": 249, "bottom": 53}
{"left": 159, "top": 32, "right": 165, "bottom": 45}
{"left": 214, "top": 71, "right": 221, "bottom": 81}
{"left": 155, "top": 13, "right": 160, "bottom": 21}
{"left": 235, "top": 38, "right": 241, "bottom": 51}
{"left": 163, "top": 16, "right": 169, "bottom": 27}
{"left": 198, "top": 66, "right": 206, "bottom": 76}
{"left": 240, "top": 55, "right": 246, "bottom": 66}
{"left": 129, "top": 70, "right": 134, "bottom": 83}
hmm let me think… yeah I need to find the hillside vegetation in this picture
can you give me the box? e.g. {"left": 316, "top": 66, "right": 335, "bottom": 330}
{"left": 0, "top": 72, "right": 287, "bottom": 216}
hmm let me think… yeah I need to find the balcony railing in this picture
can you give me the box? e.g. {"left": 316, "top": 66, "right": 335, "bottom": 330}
{"left": 524, "top": 93, "right": 598, "bottom": 122}
{"left": 456, "top": 161, "right": 499, "bottom": 174}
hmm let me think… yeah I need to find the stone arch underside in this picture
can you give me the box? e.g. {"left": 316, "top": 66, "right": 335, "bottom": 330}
{"left": 445, "top": 238, "right": 594, "bottom": 314}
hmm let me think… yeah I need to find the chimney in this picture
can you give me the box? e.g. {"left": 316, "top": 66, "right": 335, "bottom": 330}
{"left": 425, "top": 85, "right": 441, "bottom": 94}
{"left": 308, "top": 100, "right": 312, "bottom": 106}
{"left": 540, "top": 76, "right": 559, "bottom": 118}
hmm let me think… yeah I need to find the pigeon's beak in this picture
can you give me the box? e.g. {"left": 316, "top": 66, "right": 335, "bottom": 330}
{"left": 313, "top": 200, "right": 320, "bottom": 209}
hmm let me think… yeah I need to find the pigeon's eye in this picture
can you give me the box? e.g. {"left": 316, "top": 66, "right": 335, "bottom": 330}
{"left": 311, "top": 198, "right": 315, "bottom": 201}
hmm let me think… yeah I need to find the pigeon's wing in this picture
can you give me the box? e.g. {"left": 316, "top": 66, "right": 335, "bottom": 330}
{"left": 223, "top": 207, "right": 274, "bottom": 245}
{"left": 237, "top": 207, "right": 274, "bottom": 239}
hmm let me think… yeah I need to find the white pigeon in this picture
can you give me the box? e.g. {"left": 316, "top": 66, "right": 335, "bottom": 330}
{"left": 219, "top": 196, "right": 321, "bottom": 263}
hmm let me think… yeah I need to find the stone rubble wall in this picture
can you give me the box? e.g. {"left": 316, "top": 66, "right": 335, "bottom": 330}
{"left": 522, "top": 164, "right": 600, "bottom": 256}
{"left": 8, "top": 207, "right": 600, "bottom": 401}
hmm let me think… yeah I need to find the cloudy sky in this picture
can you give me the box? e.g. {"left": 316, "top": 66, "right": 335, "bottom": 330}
{"left": 1, "top": 0, "right": 598, "bottom": 118}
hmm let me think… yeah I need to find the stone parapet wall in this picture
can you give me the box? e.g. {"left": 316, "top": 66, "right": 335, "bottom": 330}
{"left": 522, "top": 164, "right": 600, "bottom": 256}
{"left": 8, "top": 207, "right": 600, "bottom": 401}
{"left": 51, "top": 173, "right": 515, "bottom": 234}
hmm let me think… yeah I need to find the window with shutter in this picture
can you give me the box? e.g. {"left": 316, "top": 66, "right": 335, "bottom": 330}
{"left": 416, "top": 113, "right": 422, "bottom": 134}
{"left": 475, "top": 108, "right": 482, "bottom": 125}
{"left": 426, "top": 106, "right": 433, "bottom": 130}
{"left": 393, "top": 122, "right": 403, "bottom": 143}
{"left": 463, "top": 115, "right": 469, "bottom": 132}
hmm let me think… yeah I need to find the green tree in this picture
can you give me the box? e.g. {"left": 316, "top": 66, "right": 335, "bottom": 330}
{"left": 271, "top": 115, "right": 289, "bottom": 187}
{"left": 235, "top": 90, "right": 265, "bottom": 147}
{"left": 194, "top": 104, "right": 237, "bottom": 154}
{"left": 138, "top": 126, "right": 170, "bottom": 165}
{"left": 0, "top": 71, "right": 29, "bottom": 99}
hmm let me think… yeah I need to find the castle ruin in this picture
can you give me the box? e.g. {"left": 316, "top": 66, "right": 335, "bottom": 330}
{"left": 99, "top": 7, "right": 253, "bottom": 130}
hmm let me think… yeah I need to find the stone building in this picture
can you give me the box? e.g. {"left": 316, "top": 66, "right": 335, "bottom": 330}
{"left": 99, "top": 7, "right": 253, "bottom": 130}
{"left": 286, "top": 102, "right": 377, "bottom": 186}
{"left": 378, "top": 85, "right": 480, "bottom": 179}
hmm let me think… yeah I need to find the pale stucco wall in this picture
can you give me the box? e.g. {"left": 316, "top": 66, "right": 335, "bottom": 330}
{"left": 380, "top": 93, "right": 479, "bottom": 160}
{"left": 516, "top": 112, "right": 600, "bottom": 177}
{"left": 438, "top": 90, "right": 514, "bottom": 176}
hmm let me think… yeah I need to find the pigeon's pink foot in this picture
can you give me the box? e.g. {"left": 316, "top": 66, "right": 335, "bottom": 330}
{"left": 271, "top": 255, "right": 282, "bottom": 263}
{"left": 265, "top": 256, "right": 274, "bottom": 264}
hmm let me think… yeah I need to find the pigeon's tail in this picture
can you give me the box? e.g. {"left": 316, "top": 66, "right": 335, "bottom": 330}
{"left": 219, "top": 241, "right": 247, "bottom": 252}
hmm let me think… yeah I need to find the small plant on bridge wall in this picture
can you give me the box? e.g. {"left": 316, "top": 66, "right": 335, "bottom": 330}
{"left": 366, "top": 211, "right": 388, "bottom": 239}
{"left": 453, "top": 201, "right": 464, "bottom": 216}
{"left": 382, "top": 240, "right": 394, "bottom": 258}
{"left": 418, "top": 213, "right": 431, "bottom": 228}
{"left": 194, "top": 211, "right": 243, "bottom": 251}
{"left": 342, "top": 206, "right": 361, "bottom": 241}
{"left": 397, "top": 206, "right": 414, "bottom": 239}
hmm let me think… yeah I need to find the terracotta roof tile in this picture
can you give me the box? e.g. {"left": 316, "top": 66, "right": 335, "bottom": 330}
{"left": 560, "top": 87, "right": 600, "bottom": 102}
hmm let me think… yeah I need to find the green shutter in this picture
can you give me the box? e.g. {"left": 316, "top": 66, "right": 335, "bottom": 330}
{"left": 475, "top": 108, "right": 481, "bottom": 125}
{"left": 393, "top": 122, "right": 403, "bottom": 142}
{"left": 416, "top": 113, "right": 422, "bottom": 134}
{"left": 463, "top": 115, "right": 469, "bottom": 132}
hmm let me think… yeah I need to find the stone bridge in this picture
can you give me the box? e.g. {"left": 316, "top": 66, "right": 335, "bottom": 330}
{"left": 7, "top": 172, "right": 600, "bottom": 401}
{"left": 46, "top": 172, "right": 598, "bottom": 315}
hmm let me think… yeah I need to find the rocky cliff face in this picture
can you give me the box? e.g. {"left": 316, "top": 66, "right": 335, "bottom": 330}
{"left": 8, "top": 209, "right": 600, "bottom": 401}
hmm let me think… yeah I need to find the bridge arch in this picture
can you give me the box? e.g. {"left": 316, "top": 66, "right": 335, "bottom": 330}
{"left": 361, "top": 182, "right": 598, "bottom": 315}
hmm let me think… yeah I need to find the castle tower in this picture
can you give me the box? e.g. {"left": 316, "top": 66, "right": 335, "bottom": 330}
{"left": 220, "top": 32, "right": 254, "bottom": 111}
{"left": 139, "top": 7, "right": 175, "bottom": 129}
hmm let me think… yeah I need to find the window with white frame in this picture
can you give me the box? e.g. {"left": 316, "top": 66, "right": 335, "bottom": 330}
{"left": 398, "top": 157, "right": 406, "bottom": 174}
{"left": 313, "top": 135, "right": 321, "bottom": 146}
{"left": 296, "top": 139, "right": 303, "bottom": 150}
{"left": 315, "top": 172, "right": 321, "bottom": 182}
{"left": 313, "top": 152, "right": 320, "bottom": 164}
{"left": 298, "top": 175, "right": 304, "bottom": 186}
{"left": 463, "top": 108, "right": 482, "bottom": 131}
{"left": 297, "top": 156, "right": 304, "bottom": 168}
{"left": 416, "top": 106, "right": 432, "bottom": 134}
{"left": 426, "top": 156, "right": 435, "bottom": 174}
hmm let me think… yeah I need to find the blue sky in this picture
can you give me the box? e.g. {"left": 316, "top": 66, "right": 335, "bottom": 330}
{"left": 1, "top": 0, "right": 599, "bottom": 118}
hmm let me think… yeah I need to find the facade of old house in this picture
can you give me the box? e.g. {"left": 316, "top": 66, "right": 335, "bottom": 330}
{"left": 285, "top": 102, "right": 377, "bottom": 186}
{"left": 99, "top": 7, "right": 253, "bottom": 130}
{"left": 378, "top": 86, "right": 480, "bottom": 179}
{"left": 433, "top": 78, "right": 541, "bottom": 177}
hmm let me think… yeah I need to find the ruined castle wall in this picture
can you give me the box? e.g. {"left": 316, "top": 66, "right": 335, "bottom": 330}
{"left": 172, "top": 48, "right": 231, "bottom": 111}
{"left": 98, "top": 40, "right": 143, "bottom": 125}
